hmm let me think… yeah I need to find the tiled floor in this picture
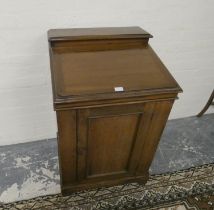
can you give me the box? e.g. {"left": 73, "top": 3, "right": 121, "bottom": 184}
{"left": 0, "top": 114, "right": 213, "bottom": 203}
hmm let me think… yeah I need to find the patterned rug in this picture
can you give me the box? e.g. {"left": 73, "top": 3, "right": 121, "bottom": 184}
{"left": 0, "top": 163, "right": 214, "bottom": 210}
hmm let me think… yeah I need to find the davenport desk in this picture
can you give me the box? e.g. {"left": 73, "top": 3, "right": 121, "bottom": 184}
{"left": 48, "top": 27, "right": 182, "bottom": 195}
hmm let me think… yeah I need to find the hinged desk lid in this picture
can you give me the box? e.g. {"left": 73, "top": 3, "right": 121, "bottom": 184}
{"left": 48, "top": 27, "right": 182, "bottom": 105}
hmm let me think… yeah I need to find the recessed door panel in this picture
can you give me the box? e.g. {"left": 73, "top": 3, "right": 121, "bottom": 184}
{"left": 87, "top": 114, "right": 139, "bottom": 178}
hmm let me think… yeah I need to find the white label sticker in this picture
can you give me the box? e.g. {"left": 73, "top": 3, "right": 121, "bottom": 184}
{"left": 114, "top": 87, "right": 124, "bottom": 92}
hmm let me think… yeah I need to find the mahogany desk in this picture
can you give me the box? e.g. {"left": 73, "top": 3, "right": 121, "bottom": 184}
{"left": 48, "top": 27, "right": 182, "bottom": 195}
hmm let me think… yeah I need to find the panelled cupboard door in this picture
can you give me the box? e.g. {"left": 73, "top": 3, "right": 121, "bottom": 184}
{"left": 76, "top": 100, "right": 173, "bottom": 183}
{"left": 77, "top": 103, "right": 144, "bottom": 182}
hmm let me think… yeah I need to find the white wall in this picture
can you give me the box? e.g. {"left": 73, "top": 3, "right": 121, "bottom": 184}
{"left": 0, "top": 0, "right": 213, "bottom": 146}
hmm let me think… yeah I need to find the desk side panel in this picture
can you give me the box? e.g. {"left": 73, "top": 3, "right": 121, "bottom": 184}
{"left": 57, "top": 110, "right": 77, "bottom": 186}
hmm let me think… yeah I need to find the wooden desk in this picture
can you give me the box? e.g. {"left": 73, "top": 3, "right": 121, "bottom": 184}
{"left": 48, "top": 27, "right": 182, "bottom": 195}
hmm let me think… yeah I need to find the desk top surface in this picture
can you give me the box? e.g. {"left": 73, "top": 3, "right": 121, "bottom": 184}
{"left": 48, "top": 27, "right": 182, "bottom": 104}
